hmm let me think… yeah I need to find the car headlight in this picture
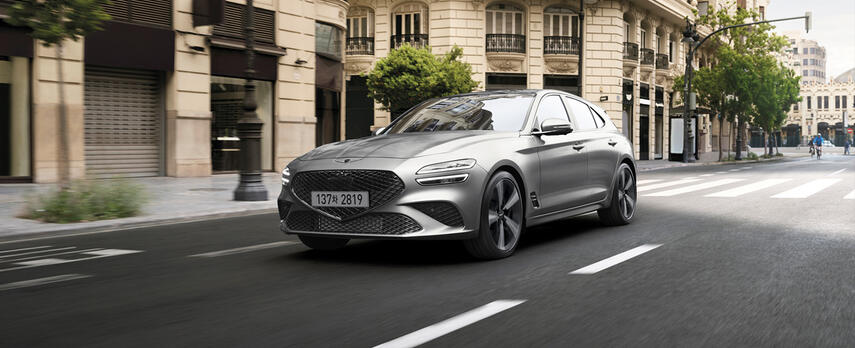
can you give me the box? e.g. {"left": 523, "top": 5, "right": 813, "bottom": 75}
{"left": 281, "top": 167, "right": 291, "bottom": 185}
{"left": 416, "top": 159, "right": 477, "bottom": 175}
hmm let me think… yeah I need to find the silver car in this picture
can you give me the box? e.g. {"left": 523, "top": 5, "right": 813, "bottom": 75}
{"left": 278, "top": 90, "right": 637, "bottom": 259}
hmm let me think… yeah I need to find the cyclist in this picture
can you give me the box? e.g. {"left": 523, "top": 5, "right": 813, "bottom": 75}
{"left": 808, "top": 137, "right": 816, "bottom": 157}
{"left": 813, "top": 133, "right": 824, "bottom": 159}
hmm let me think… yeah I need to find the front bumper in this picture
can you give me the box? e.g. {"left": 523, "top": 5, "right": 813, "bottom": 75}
{"left": 277, "top": 161, "right": 487, "bottom": 240}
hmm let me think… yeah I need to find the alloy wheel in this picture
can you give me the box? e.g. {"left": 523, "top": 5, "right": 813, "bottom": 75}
{"left": 616, "top": 167, "right": 637, "bottom": 220}
{"left": 487, "top": 178, "right": 523, "bottom": 251}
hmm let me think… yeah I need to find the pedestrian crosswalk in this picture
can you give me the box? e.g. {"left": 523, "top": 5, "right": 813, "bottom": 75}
{"left": 638, "top": 172, "right": 854, "bottom": 200}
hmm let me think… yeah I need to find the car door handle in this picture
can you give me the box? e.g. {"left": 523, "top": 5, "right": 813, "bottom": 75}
{"left": 608, "top": 139, "right": 618, "bottom": 146}
{"left": 573, "top": 145, "right": 585, "bottom": 151}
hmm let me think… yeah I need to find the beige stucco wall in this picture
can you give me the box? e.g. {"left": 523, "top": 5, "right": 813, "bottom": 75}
{"left": 166, "top": 0, "right": 214, "bottom": 177}
{"left": 31, "top": 39, "right": 86, "bottom": 183}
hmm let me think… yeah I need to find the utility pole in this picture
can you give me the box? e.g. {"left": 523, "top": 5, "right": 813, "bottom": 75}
{"left": 234, "top": 0, "right": 268, "bottom": 201}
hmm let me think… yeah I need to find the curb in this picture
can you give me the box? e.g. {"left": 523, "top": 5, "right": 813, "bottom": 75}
{"left": 0, "top": 207, "right": 278, "bottom": 244}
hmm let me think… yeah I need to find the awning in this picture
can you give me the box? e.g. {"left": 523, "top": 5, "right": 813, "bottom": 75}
{"left": 208, "top": 37, "right": 286, "bottom": 56}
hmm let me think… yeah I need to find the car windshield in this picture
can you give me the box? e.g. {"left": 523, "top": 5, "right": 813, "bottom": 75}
{"left": 383, "top": 94, "right": 534, "bottom": 134}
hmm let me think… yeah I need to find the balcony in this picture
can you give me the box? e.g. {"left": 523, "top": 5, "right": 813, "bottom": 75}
{"left": 655, "top": 53, "right": 669, "bottom": 70}
{"left": 623, "top": 42, "right": 639, "bottom": 61}
{"left": 346, "top": 37, "right": 374, "bottom": 56}
{"left": 543, "top": 36, "right": 580, "bottom": 55}
{"left": 390, "top": 34, "right": 429, "bottom": 49}
{"left": 640, "top": 48, "right": 655, "bottom": 66}
{"left": 486, "top": 34, "right": 526, "bottom": 53}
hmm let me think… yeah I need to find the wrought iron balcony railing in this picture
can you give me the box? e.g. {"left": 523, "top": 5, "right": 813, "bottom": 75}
{"left": 640, "top": 48, "right": 655, "bottom": 65}
{"left": 543, "top": 36, "right": 580, "bottom": 55}
{"left": 346, "top": 37, "right": 375, "bottom": 55}
{"left": 390, "top": 34, "right": 429, "bottom": 49}
{"left": 655, "top": 53, "right": 669, "bottom": 69}
{"left": 486, "top": 34, "right": 526, "bottom": 53}
{"left": 623, "top": 42, "right": 639, "bottom": 60}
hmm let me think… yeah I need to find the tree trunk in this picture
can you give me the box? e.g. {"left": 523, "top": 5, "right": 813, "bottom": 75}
{"left": 774, "top": 132, "right": 780, "bottom": 154}
{"left": 735, "top": 118, "right": 743, "bottom": 160}
{"left": 727, "top": 120, "right": 733, "bottom": 159}
{"left": 57, "top": 42, "right": 70, "bottom": 189}
{"left": 718, "top": 115, "right": 723, "bottom": 161}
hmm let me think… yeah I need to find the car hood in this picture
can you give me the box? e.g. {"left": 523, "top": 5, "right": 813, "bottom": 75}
{"left": 299, "top": 131, "right": 515, "bottom": 160}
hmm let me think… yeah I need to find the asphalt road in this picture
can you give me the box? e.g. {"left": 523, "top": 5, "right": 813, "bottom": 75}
{"left": 2, "top": 154, "right": 854, "bottom": 347}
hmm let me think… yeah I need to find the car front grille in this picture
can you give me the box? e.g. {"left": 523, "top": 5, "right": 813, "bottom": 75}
{"left": 285, "top": 211, "right": 422, "bottom": 235}
{"left": 291, "top": 170, "right": 405, "bottom": 220}
{"left": 410, "top": 202, "right": 464, "bottom": 227}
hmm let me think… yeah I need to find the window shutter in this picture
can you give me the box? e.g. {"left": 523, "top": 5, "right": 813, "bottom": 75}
{"left": 213, "top": 2, "right": 275, "bottom": 45}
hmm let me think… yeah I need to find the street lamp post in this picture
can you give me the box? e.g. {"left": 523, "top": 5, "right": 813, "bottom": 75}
{"left": 679, "top": 8, "right": 811, "bottom": 163}
{"left": 234, "top": 0, "right": 268, "bottom": 201}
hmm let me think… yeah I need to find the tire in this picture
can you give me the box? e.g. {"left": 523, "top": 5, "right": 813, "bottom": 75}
{"left": 299, "top": 235, "right": 349, "bottom": 250}
{"left": 463, "top": 171, "right": 525, "bottom": 260}
{"left": 598, "top": 163, "right": 637, "bottom": 226}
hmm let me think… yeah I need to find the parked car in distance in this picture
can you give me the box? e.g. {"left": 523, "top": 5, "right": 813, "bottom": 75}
{"left": 277, "top": 90, "right": 637, "bottom": 259}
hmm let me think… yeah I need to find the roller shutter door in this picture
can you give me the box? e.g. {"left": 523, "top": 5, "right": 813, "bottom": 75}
{"left": 84, "top": 68, "right": 162, "bottom": 178}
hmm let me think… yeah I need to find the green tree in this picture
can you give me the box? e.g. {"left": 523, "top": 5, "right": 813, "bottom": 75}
{"left": 751, "top": 56, "right": 800, "bottom": 155}
{"left": 366, "top": 45, "right": 479, "bottom": 117}
{"left": 6, "top": 0, "right": 110, "bottom": 188}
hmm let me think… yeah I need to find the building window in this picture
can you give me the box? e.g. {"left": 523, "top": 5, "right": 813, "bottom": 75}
{"left": 824, "top": 96, "right": 829, "bottom": 109}
{"left": 737, "top": 0, "right": 746, "bottom": 9}
{"left": 803, "top": 59, "right": 808, "bottom": 66}
{"left": 391, "top": 3, "right": 429, "bottom": 49}
{"left": 640, "top": 28, "right": 647, "bottom": 49}
{"left": 316, "top": 22, "right": 343, "bottom": 60}
{"left": 487, "top": 4, "right": 525, "bottom": 53}
{"left": 803, "top": 47, "right": 808, "bottom": 54}
{"left": 346, "top": 8, "right": 375, "bottom": 55}
{"left": 792, "top": 47, "right": 798, "bottom": 54}
{"left": 0, "top": 56, "right": 31, "bottom": 178}
{"left": 624, "top": 22, "right": 630, "bottom": 42}
{"left": 803, "top": 70, "right": 808, "bottom": 76}
{"left": 844, "top": 96, "right": 848, "bottom": 109}
{"left": 807, "top": 96, "right": 811, "bottom": 109}
{"left": 669, "top": 40, "right": 674, "bottom": 62}
{"left": 835, "top": 96, "right": 840, "bottom": 109}
{"left": 543, "top": 7, "right": 579, "bottom": 55}
{"left": 810, "top": 47, "right": 816, "bottom": 54}
{"left": 759, "top": 6, "right": 765, "bottom": 20}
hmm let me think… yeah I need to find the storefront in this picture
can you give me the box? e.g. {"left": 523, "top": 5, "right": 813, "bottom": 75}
{"left": 0, "top": 22, "right": 32, "bottom": 182}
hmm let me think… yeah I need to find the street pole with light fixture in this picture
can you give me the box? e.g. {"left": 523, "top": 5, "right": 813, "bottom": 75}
{"left": 680, "top": 1, "right": 811, "bottom": 163}
{"left": 234, "top": 0, "right": 268, "bottom": 201}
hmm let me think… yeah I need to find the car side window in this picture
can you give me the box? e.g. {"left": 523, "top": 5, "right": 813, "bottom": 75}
{"left": 534, "top": 95, "right": 571, "bottom": 130}
{"left": 564, "top": 97, "right": 597, "bottom": 131}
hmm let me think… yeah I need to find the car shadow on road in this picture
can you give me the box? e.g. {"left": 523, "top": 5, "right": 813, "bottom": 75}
{"left": 277, "top": 213, "right": 606, "bottom": 266}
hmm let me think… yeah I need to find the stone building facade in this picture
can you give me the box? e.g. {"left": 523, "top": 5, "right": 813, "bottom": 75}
{"left": 0, "top": 0, "right": 771, "bottom": 183}
{"left": 777, "top": 33, "right": 828, "bottom": 85}
{"left": 781, "top": 80, "right": 855, "bottom": 147}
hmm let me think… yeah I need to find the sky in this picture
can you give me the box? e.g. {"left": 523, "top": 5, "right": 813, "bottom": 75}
{"left": 765, "top": 0, "right": 855, "bottom": 80}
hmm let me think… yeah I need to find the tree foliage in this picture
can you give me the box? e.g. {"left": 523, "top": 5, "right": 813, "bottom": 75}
{"left": 366, "top": 45, "right": 479, "bottom": 116}
{"left": 6, "top": 0, "right": 111, "bottom": 46}
{"left": 675, "top": 3, "right": 798, "bottom": 158}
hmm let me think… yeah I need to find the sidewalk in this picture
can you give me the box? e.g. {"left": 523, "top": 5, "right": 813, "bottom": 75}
{"left": 636, "top": 150, "right": 810, "bottom": 172}
{"left": 0, "top": 174, "right": 281, "bottom": 241}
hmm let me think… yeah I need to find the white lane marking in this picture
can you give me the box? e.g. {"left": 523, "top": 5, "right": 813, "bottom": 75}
{"left": 715, "top": 171, "right": 727, "bottom": 174}
{"left": 843, "top": 189, "right": 855, "bottom": 200}
{"left": 645, "top": 179, "right": 744, "bottom": 197}
{"left": 728, "top": 169, "right": 740, "bottom": 172}
{"left": 189, "top": 241, "right": 297, "bottom": 258}
{"left": 83, "top": 249, "right": 141, "bottom": 257}
{"left": 637, "top": 179, "right": 701, "bottom": 192}
{"left": 741, "top": 167, "right": 753, "bottom": 170}
{"left": 705, "top": 179, "right": 792, "bottom": 198}
{"left": 1, "top": 249, "right": 142, "bottom": 273}
{"left": 0, "top": 247, "right": 77, "bottom": 260}
{"left": 373, "top": 300, "right": 526, "bottom": 348}
{"left": 570, "top": 244, "right": 662, "bottom": 275}
{"left": 828, "top": 168, "right": 847, "bottom": 176}
{"left": 636, "top": 179, "right": 663, "bottom": 185}
{"left": 5, "top": 248, "right": 101, "bottom": 262}
{"left": 0, "top": 246, "right": 53, "bottom": 255}
{"left": 772, "top": 179, "right": 841, "bottom": 199}
{"left": 0, "top": 274, "right": 92, "bottom": 291}
{"left": 700, "top": 174, "right": 715, "bottom": 177}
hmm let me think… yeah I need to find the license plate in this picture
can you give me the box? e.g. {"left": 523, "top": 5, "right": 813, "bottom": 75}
{"left": 311, "top": 191, "right": 369, "bottom": 208}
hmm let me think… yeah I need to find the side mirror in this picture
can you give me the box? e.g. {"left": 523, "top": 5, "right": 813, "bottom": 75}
{"left": 371, "top": 126, "right": 386, "bottom": 136}
{"left": 533, "top": 118, "right": 573, "bottom": 136}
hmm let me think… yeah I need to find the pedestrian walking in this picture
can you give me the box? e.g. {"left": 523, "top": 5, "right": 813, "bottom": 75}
{"left": 845, "top": 139, "right": 851, "bottom": 155}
